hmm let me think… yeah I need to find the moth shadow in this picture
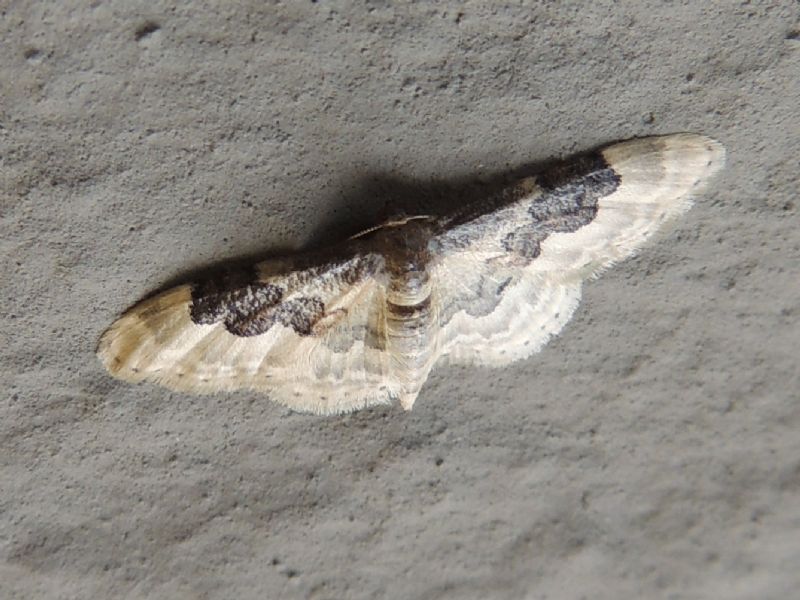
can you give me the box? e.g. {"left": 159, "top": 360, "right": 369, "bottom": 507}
{"left": 156, "top": 152, "right": 575, "bottom": 293}
{"left": 307, "top": 159, "right": 560, "bottom": 249}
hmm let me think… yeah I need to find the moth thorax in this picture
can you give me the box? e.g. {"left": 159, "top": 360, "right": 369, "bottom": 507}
{"left": 387, "top": 266, "right": 430, "bottom": 305}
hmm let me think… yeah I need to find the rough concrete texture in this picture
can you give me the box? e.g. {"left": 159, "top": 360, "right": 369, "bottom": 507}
{"left": 2, "top": 2, "right": 799, "bottom": 599}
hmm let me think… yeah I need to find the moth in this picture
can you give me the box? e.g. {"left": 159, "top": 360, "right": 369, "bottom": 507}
{"left": 98, "top": 134, "right": 725, "bottom": 414}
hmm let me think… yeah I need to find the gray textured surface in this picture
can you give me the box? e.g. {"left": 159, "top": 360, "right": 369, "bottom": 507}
{"left": 2, "top": 2, "right": 799, "bottom": 599}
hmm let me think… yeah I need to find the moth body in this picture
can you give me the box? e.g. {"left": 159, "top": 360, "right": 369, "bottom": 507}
{"left": 98, "top": 134, "right": 725, "bottom": 414}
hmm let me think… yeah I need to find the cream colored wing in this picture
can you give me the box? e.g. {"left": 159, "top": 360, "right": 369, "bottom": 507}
{"left": 431, "top": 133, "right": 726, "bottom": 366}
{"left": 97, "top": 250, "right": 401, "bottom": 414}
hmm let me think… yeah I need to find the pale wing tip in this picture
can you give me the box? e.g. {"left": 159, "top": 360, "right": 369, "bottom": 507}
{"left": 96, "top": 314, "right": 134, "bottom": 376}
{"left": 95, "top": 285, "right": 194, "bottom": 383}
{"left": 659, "top": 132, "right": 726, "bottom": 175}
{"left": 96, "top": 324, "right": 119, "bottom": 372}
{"left": 605, "top": 132, "right": 726, "bottom": 176}
{"left": 96, "top": 318, "right": 147, "bottom": 383}
{"left": 602, "top": 133, "right": 726, "bottom": 208}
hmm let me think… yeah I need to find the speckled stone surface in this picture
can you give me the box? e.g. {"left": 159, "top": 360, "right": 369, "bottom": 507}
{"left": 2, "top": 2, "right": 799, "bottom": 598}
